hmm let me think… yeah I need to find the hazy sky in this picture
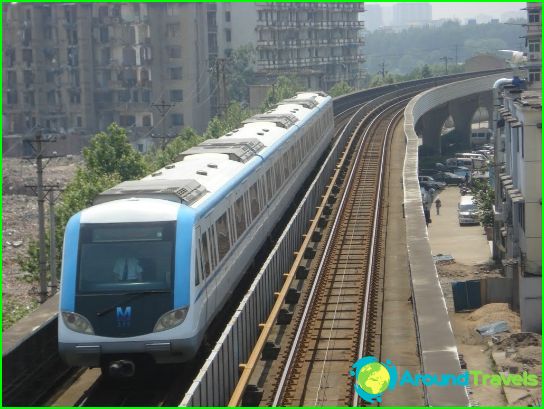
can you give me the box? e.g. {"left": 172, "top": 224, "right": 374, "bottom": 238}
{"left": 367, "top": 2, "right": 525, "bottom": 22}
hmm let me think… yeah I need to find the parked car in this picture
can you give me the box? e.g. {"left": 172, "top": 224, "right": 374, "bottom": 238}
{"left": 432, "top": 171, "right": 464, "bottom": 185}
{"left": 418, "top": 176, "right": 446, "bottom": 190}
{"left": 419, "top": 168, "right": 440, "bottom": 177}
{"left": 458, "top": 195, "right": 479, "bottom": 225}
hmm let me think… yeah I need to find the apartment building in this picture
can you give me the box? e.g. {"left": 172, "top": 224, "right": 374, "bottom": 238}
{"left": 3, "top": 3, "right": 211, "bottom": 143}
{"left": 525, "top": 2, "right": 541, "bottom": 89}
{"left": 492, "top": 3, "right": 541, "bottom": 332}
{"left": 211, "top": 2, "right": 365, "bottom": 90}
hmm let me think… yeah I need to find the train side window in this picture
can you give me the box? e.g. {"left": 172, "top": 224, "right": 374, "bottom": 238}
{"left": 234, "top": 196, "right": 247, "bottom": 237}
{"left": 259, "top": 177, "right": 267, "bottom": 207}
{"left": 209, "top": 227, "right": 218, "bottom": 270}
{"left": 215, "top": 212, "right": 230, "bottom": 261}
{"left": 228, "top": 207, "right": 236, "bottom": 242}
{"left": 195, "top": 239, "right": 201, "bottom": 286}
{"left": 274, "top": 160, "right": 282, "bottom": 189}
{"left": 266, "top": 168, "right": 274, "bottom": 199}
{"left": 249, "top": 183, "right": 260, "bottom": 219}
{"left": 290, "top": 148, "right": 297, "bottom": 171}
{"left": 282, "top": 153, "right": 289, "bottom": 180}
{"left": 244, "top": 192, "right": 252, "bottom": 225}
{"left": 201, "top": 232, "right": 211, "bottom": 278}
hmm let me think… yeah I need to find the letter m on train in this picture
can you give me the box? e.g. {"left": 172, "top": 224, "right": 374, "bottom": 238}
{"left": 116, "top": 306, "right": 132, "bottom": 327}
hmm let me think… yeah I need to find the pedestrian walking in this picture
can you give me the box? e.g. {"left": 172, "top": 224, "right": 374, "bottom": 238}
{"left": 435, "top": 198, "right": 442, "bottom": 215}
{"left": 464, "top": 171, "right": 470, "bottom": 185}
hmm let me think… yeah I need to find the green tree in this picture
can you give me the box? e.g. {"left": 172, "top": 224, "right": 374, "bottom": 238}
{"left": 147, "top": 128, "right": 205, "bottom": 171}
{"left": 225, "top": 45, "right": 256, "bottom": 104}
{"left": 421, "top": 64, "right": 432, "bottom": 78}
{"left": 204, "top": 102, "right": 250, "bottom": 139}
{"left": 82, "top": 123, "right": 148, "bottom": 180}
{"left": 263, "top": 76, "right": 305, "bottom": 109}
{"left": 328, "top": 80, "right": 354, "bottom": 97}
{"left": 470, "top": 178, "right": 495, "bottom": 226}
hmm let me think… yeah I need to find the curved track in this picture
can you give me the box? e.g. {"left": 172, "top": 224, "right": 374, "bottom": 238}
{"left": 270, "top": 103, "right": 406, "bottom": 406}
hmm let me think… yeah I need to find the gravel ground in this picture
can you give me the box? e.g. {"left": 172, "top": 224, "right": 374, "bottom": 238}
{"left": 2, "top": 157, "right": 79, "bottom": 329}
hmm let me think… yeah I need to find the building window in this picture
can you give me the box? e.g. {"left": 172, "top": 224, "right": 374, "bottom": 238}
{"left": 170, "top": 89, "right": 183, "bottom": 102}
{"left": 118, "top": 90, "right": 130, "bottom": 102}
{"left": 169, "top": 67, "right": 183, "bottom": 80}
{"left": 529, "top": 70, "right": 541, "bottom": 83}
{"left": 22, "top": 49, "right": 33, "bottom": 66}
{"left": 119, "top": 115, "right": 135, "bottom": 126}
{"left": 100, "top": 27, "right": 109, "bottom": 43}
{"left": 70, "top": 91, "right": 81, "bottom": 104}
{"left": 167, "top": 23, "right": 180, "bottom": 38}
{"left": 142, "top": 89, "right": 151, "bottom": 103}
{"left": 7, "top": 91, "right": 18, "bottom": 105}
{"left": 142, "top": 115, "right": 152, "bottom": 126}
{"left": 225, "top": 11, "right": 231, "bottom": 22}
{"left": 226, "top": 29, "right": 231, "bottom": 42}
{"left": 207, "top": 12, "right": 216, "bottom": 26}
{"left": 171, "top": 113, "right": 184, "bottom": 126}
{"left": 7, "top": 71, "right": 17, "bottom": 84}
{"left": 528, "top": 40, "right": 540, "bottom": 53}
{"left": 77, "top": 116, "right": 82, "bottom": 127}
{"left": 24, "top": 91, "right": 35, "bottom": 107}
{"left": 528, "top": 12, "right": 539, "bottom": 24}
{"left": 168, "top": 46, "right": 182, "bottom": 59}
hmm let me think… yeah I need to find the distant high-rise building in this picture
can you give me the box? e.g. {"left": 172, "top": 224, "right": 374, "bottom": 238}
{"left": 363, "top": 4, "right": 383, "bottom": 32}
{"left": 3, "top": 3, "right": 211, "bottom": 140}
{"left": 392, "top": 3, "right": 432, "bottom": 27}
{"left": 211, "top": 3, "right": 366, "bottom": 91}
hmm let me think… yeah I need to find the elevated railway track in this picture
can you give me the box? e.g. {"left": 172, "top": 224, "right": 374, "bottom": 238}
{"left": 3, "top": 70, "right": 507, "bottom": 406}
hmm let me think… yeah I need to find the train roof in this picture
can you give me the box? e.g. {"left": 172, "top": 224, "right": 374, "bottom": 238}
{"left": 94, "top": 92, "right": 331, "bottom": 214}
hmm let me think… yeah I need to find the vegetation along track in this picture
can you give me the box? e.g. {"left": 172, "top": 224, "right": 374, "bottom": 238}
{"left": 267, "top": 101, "right": 408, "bottom": 406}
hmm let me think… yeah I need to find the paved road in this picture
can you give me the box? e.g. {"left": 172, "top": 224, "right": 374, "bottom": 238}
{"left": 427, "top": 187, "right": 491, "bottom": 265}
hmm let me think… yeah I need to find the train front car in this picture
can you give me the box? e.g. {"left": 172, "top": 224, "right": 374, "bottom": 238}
{"left": 58, "top": 197, "right": 201, "bottom": 376}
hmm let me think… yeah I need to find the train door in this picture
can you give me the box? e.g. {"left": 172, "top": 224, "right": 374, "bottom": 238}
{"left": 205, "top": 225, "right": 219, "bottom": 323}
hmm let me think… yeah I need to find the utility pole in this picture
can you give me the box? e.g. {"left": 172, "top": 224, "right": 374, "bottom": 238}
{"left": 151, "top": 99, "right": 176, "bottom": 148}
{"left": 23, "top": 129, "right": 59, "bottom": 303}
{"left": 440, "top": 56, "right": 452, "bottom": 75}
{"left": 379, "top": 60, "right": 387, "bottom": 80}
{"left": 454, "top": 44, "right": 459, "bottom": 65}
{"left": 216, "top": 58, "right": 228, "bottom": 116}
{"left": 47, "top": 186, "right": 63, "bottom": 293}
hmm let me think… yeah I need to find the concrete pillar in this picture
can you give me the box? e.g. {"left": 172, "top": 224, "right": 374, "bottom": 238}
{"left": 449, "top": 95, "right": 480, "bottom": 149}
{"left": 418, "top": 104, "right": 449, "bottom": 155}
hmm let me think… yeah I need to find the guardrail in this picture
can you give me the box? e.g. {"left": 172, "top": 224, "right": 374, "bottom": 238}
{"left": 402, "top": 73, "right": 508, "bottom": 406}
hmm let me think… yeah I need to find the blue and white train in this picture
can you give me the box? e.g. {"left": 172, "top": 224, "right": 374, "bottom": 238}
{"left": 58, "top": 92, "right": 334, "bottom": 374}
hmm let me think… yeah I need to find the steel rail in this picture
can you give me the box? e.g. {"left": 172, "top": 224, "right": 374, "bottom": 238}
{"left": 273, "top": 100, "right": 409, "bottom": 406}
{"left": 352, "top": 107, "right": 406, "bottom": 406}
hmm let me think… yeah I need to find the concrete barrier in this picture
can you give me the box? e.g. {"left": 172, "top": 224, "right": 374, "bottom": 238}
{"left": 403, "top": 73, "right": 507, "bottom": 406}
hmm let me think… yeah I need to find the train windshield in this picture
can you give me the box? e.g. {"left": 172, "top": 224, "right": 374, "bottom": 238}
{"left": 77, "top": 222, "right": 176, "bottom": 294}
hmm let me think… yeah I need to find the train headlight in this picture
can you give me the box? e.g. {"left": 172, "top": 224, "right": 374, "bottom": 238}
{"left": 153, "top": 307, "right": 188, "bottom": 332}
{"left": 62, "top": 311, "right": 94, "bottom": 335}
